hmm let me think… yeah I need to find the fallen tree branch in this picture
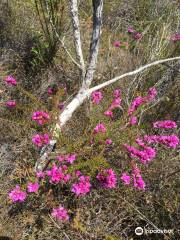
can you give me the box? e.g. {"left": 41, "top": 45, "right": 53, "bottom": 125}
{"left": 87, "top": 56, "right": 180, "bottom": 94}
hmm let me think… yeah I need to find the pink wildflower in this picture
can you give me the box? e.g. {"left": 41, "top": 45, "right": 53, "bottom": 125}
{"left": 128, "top": 96, "right": 144, "bottom": 115}
{"left": 124, "top": 143, "right": 156, "bottom": 164}
{"left": 113, "top": 41, "right": 121, "bottom": 48}
{"left": 75, "top": 170, "right": 81, "bottom": 177}
{"left": 27, "top": 182, "right": 39, "bottom": 193}
{"left": 120, "top": 173, "right": 131, "bottom": 185}
{"left": 171, "top": 34, "right": 180, "bottom": 41}
{"left": 144, "top": 135, "right": 179, "bottom": 148}
{"left": 47, "top": 164, "right": 65, "bottom": 184}
{"left": 132, "top": 165, "right": 146, "bottom": 190}
{"left": 110, "top": 97, "right": 121, "bottom": 109}
{"left": 63, "top": 174, "right": 71, "bottom": 183}
{"left": 4, "top": 75, "right": 17, "bottom": 86}
{"left": 105, "top": 138, "right": 112, "bottom": 145}
{"left": 130, "top": 116, "right": 137, "bottom": 125}
{"left": 91, "top": 91, "right": 103, "bottom": 104}
{"left": 153, "top": 120, "right": 177, "bottom": 129}
{"left": 96, "top": 169, "right": 117, "bottom": 189}
{"left": 65, "top": 154, "right": 76, "bottom": 164}
{"left": 56, "top": 155, "right": 65, "bottom": 162}
{"left": 47, "top": 87, "right": 53, "bottom": 95}
{"left": 145, "top": 87, "right": 157, "bottom": 102}
{"left": 114, "top": 89, "right": 121, "bottom": 98}
{"left": 6, "top": 100, "right": 16, "bottom": 108}
{"left": 71, "top": 176, "right": 91, "bottom": 196}
{"left": 36, "top": 171, "right": 45, "bottom": 179}
{"left": 104, "top": 110, "right": 113, "bottom": 118}
{"left": 9, "top": 185, "right": 27, "bottom": 202}
{"left": 32, "top": 111, "right": 50, "bottom": 125}
{"left": 93, "top": 123, "right": 107, "bottom": 134}
{"left": 51, "top": 205, "right": 69, "bottom": 221}
{"left": 128, "top": 26, "right": 135, "bottom": 33}
{"left": 58, "top": 102, "right": 64, "bottom": 110}
{"left": 32, "top": 134, "right": 50, "bottom": 147}
{"left": 133, "top": 32, "right": 142, "bottom": 40}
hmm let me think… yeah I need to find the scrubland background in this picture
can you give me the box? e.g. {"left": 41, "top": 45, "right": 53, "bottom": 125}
{"left": 0, "top": 0, "right": 180, "bottom": 239}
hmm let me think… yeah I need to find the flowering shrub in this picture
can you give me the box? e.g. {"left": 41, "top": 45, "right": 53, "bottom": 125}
{"left": 6, "top": 75, "right": 179, "bottom": 223}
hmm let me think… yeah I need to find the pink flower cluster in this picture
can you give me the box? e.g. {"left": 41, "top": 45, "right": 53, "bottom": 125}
{"left": 6, "top": 100, "right": 16, "bottom": 108}
{"left": 171, "top": 34, "right": 180, "bottom": 42}
{"left": 93, "top": 123, "right": 107, "bottom": 134}
{"left": 4, "top": 75, "right": 17, "bottom": 86}
{"left": 51, "top": 205, "right": 69, "bottom": 221}
{"left": 132, "top": 165, "right": 146, "bottom": 190}
{"left": 32, "top": 133, "right": 50, "bottom": 147}
{"left": 32, "top": 111, "right": 50, "bottom": 125}
{"left": 47, "top": 87, "right": 54, "bottom": 95}
{"left": 96, "top": 168, "right": 117, "bottom": 189}
{"left": 124, "top": 140, "right": 156, "bottom": 164}
{"left": 120, "top": 173, "right": 131, "bottom": 185}
{"left": 105, "top": 138, "right": 113, "bottom": 145}
{"left": 9, "top": 185, "right": 27, "bottom": 202}
{"left": 130, "top": 116, "right": 137, "bottom": 125}
{"left": 36, "top": 171, "right": 46, "bottom": 179}
{"left": 27, "top": 182, "right": 39, "bottom": 193}
{"left": 153, "top": 120, "right": 177, "bottom": 129}
{"left": 56, "top": 154, "right": 76, "bottom": 164}
{"left": 91, "top": 91, "right": 103, "bottom": 104}
{"left": 113, "top": 41, "right": 121, "bottom": 47}
{"left": 104, "top": 89, "right": 121, "bottom": 118}
{"left": 9, "top": 181, "right": 40, "bottom": 202}
{"left": 71, "top": 176, "right": 91, "bottom": 196}
{"left": 58, "top": 102, "right": 64, "bottom": 110}
{"left": 127, "top": 27, "right": 142, "bottom": 40}
{"left": 128, "top": 87, "right": 157, "bottom": 115}
{"left": 47, "top": 164, "right": 71, "bottom": 184}
{"left": 121, "top": 165, "right": 146, "bottom": 190}
{"left": 144, "top": 135, "right": 179, "bottom": 148}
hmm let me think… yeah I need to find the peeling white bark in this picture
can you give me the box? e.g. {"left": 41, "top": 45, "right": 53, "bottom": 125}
{"left": 82, "top": 0, "right": 104, "bottom": 89}
{"left": 70, "top": 0, "right": 85, "bottom": 76}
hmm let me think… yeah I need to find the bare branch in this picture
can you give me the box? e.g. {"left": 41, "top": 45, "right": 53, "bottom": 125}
{"left": 56, "top": 56, "right": 180, "bottom": 130}
{"left": 69, "top": 0, "right": 85, "bottom": 76}
{"left": 87, "top": 56, "right": 180, "bottom": 94}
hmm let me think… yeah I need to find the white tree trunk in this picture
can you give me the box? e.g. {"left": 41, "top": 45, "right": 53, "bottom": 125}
{"left": 69, "top": 0, "right": 85, "bottom": 77}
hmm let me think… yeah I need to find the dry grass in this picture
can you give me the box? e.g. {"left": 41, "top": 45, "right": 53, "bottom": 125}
{"left": 0, "top": 0, "right": 180, "bottom": 239}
